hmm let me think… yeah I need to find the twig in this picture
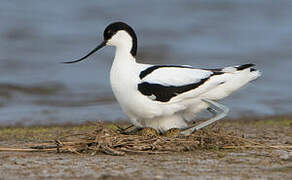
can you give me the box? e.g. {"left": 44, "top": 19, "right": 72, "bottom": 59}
{"left": 222, "top": 145, "right": 292, "bottom": 150}
{"left": 0, "top": 147, "right": 56, "bottom": 152}
{"left": 217, "top": 134, "right": 292, "bottom": 152}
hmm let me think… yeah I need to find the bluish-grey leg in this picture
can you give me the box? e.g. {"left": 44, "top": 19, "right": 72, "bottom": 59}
{"left": 180, "top": 99, "right": 229, "bottom": 135}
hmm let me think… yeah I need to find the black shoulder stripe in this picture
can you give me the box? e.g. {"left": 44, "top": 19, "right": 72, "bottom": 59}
{"left": 202, "top": 68, "right": 226, "bottom": 75}
{"left": 139, "top": 65, "right": 192, "bottom": 79}
{"left": 212, "top": 71, "right": 224, "bottom": 75}
{"left": 203, "top": 68, "right": 223, "bottom": 71}
{"left": 138, "top": 77, "right": 210, "bottom": 102}
{"left": 236, "top": 63, "right": 255, "bottom": 71}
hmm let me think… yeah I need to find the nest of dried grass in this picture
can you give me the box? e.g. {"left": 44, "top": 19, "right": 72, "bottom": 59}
{"left": 27, "top": 123, "right": 262, "bottom": 156}
{"left": 1, "top": 123, "right": 290, "bottom": 155}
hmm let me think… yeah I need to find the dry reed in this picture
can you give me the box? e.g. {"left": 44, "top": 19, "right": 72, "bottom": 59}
{"left": 1, "top": 123, "right": 290, "bottom": 155}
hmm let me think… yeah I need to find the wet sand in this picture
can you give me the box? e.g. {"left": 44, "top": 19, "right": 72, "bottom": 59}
{"left": 0, "top": 116, "right": 291, "bottom": 179}
{"left": 1, "top": 150, "right": 291, "bottom": 180}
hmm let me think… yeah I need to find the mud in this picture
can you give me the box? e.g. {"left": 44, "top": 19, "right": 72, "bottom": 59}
{"left": 0, "top": 150, "right": 291, "bottom": 180}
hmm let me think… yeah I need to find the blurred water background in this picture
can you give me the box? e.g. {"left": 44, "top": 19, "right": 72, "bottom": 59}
{"left": 0, "top": 0, "right": 291, "bottom": 126}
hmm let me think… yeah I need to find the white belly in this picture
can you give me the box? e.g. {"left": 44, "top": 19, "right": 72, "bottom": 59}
{"left": 110, "top": 60, "right": 159, "bottom": 126}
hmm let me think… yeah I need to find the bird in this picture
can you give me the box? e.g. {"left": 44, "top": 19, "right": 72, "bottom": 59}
{"left": 63, "top": 21, "right": 261, "bottom": 135}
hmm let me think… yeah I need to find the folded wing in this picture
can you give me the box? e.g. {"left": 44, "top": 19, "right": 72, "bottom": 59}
{"left": 138, "top": 65, "right": 221, "bottom": 102}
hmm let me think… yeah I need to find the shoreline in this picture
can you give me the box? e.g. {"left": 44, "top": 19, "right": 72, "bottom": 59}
{"left": 1, "top": 114, "right": 291, "bottom": 128}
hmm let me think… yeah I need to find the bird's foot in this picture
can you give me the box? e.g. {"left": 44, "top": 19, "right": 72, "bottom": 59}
{"left": 116, "top": 124, "right": 140, "bottom": 135}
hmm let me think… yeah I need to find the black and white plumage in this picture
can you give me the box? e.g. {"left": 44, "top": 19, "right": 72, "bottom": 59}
{"left": 138, "top": 65, "right": 224, "bottom": 102}
{"left": 64, "top": 22, "right": 261, "bottom": 134}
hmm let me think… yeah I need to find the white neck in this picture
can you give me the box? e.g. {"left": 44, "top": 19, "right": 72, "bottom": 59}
{"left": 109, "top": 31, "right": 137, "bottom": 87}
{"left": 114, "top": 46, "right": 135, "bottom": 63}
{"left": 110, "top": 42, "right": 137, "bottom": 93}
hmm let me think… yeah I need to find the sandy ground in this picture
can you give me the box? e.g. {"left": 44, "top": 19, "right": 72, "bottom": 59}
{"left": 0, "top": 116, "right": 292, "bottom": 180}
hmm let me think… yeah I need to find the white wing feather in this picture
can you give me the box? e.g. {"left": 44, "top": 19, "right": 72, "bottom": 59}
{"left": 141, "top": 67, "right": 213, "bottom": 86}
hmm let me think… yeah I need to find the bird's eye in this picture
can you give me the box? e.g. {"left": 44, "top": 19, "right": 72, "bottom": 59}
{"left": 108, "top": 30, "right": 112, "bottom": 34}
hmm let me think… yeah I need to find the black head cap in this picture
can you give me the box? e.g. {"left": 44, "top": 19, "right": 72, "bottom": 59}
{"left": 103, "top": 22, "right": 137, "bottom": 56}
{"left": 62, "top": 22, "right": 137, "bottom": 64}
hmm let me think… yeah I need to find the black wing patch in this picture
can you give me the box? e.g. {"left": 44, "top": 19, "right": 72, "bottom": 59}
{"left": 138, "top": 77, "right": 210, "bottom": 102}
{"left": 203, "top": 68, "right": 223, "bottom": 71}
{"left": 139, "top": 65, "right": 192, "bottom": 79}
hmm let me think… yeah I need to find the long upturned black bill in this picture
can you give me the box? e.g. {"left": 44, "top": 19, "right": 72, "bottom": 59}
{"left": 62, "top": 41, "right": 106, "bottom": 64}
